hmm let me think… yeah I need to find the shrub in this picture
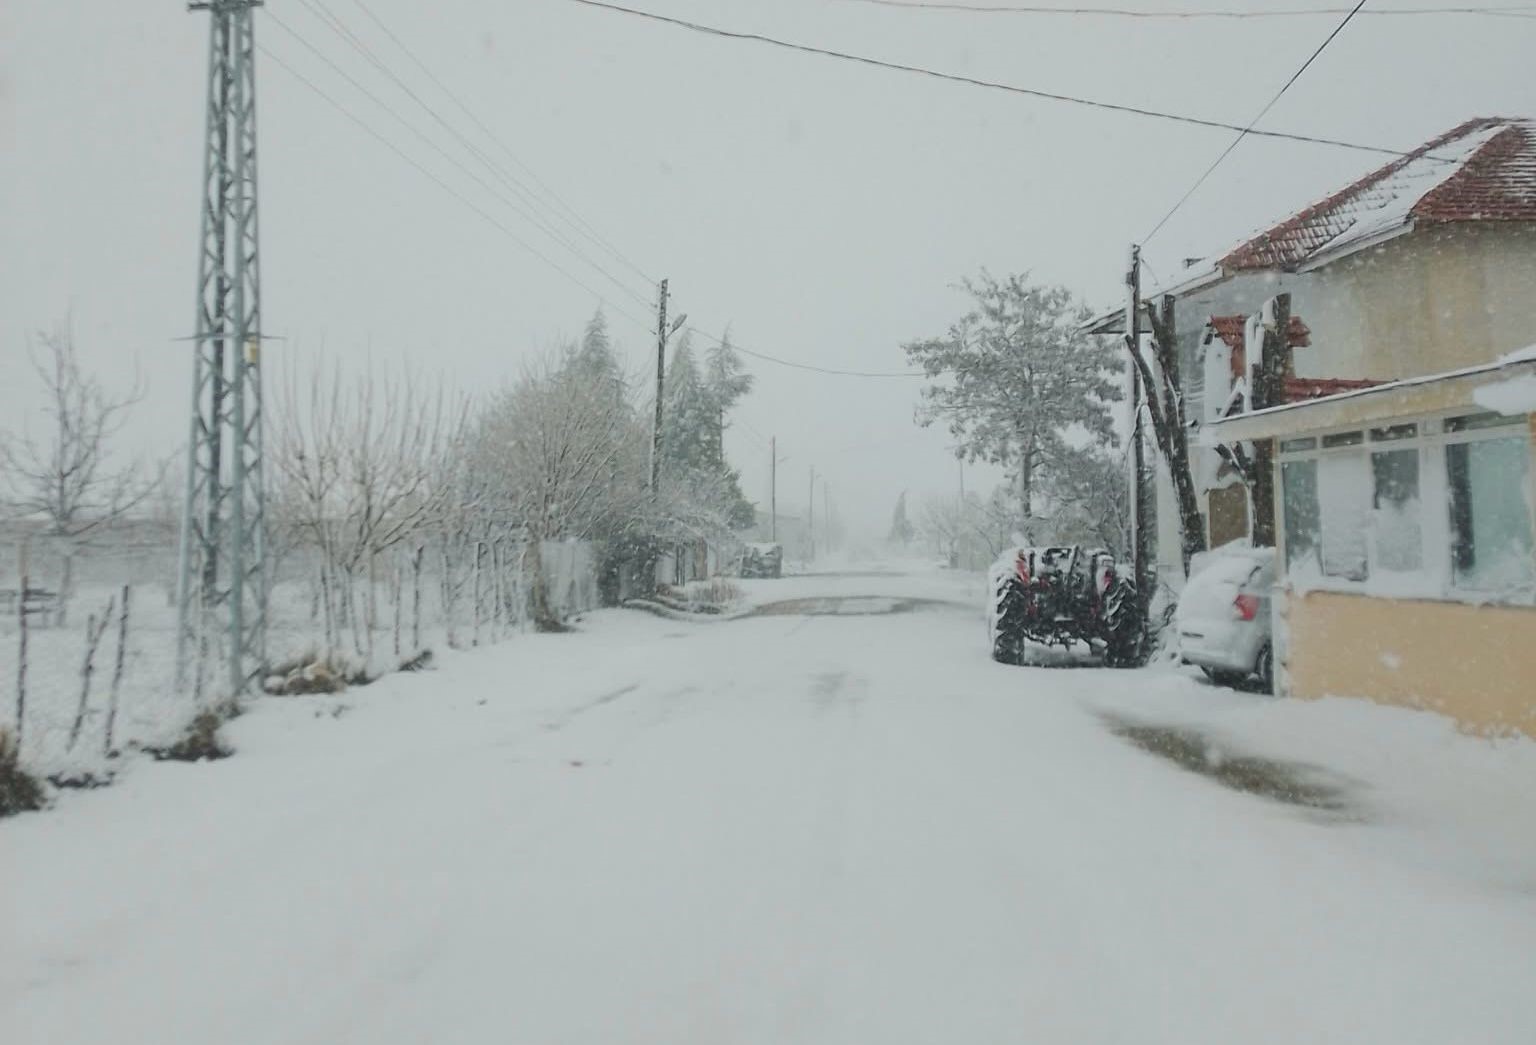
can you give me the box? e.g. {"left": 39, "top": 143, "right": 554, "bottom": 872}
{"left": 0, "top": 729, "right": 47, "bottom": 817}
{"left": 147, "top": 709, "right": 232, "bottom": 763}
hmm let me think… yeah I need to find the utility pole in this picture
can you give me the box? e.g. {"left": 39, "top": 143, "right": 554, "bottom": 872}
{"left": 807, "top": 466, "right": 816, "bottom": 562}
{"left": 1250, "top": 293, "right": 1291, "bottom": 547}
{"left": 650, "top": 278, "right": 669, "bottom": 491}
{"left": 823, "top": 480, "right": 831, "bottom": 554}
{"left": 1126, "top": 244, "right": 1153, "bottom": 620}
{"left": 177, "top": 0, "right": 268, "bottom": 699}
{"left": 769, "top": 436, "right": 777, "bottom": 542}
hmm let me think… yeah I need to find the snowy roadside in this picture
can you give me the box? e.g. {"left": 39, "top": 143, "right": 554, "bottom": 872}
{"left": 1078, "top": 665, "right": 1536, "bottom": 894}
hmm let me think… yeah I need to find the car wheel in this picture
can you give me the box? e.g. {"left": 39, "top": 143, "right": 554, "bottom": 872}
{"left": 1253, "top": 644, "right": 1274, "bottom": 695}
{"left": 1200, "top": 665, "right": 1244, "bottom": 688}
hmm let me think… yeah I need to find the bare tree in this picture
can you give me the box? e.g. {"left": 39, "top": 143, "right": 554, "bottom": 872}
{"left": 0, "top": 322, "right": 152, "bottom": 622}
{"left": 272, "top": 354, "right": 467, "bottom": 660}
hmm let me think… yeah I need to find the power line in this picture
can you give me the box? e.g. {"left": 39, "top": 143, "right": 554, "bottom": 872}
{"left": 266, "top": 11, "right": 650, "bottom": 311}
{"left": 288, "top": 0, "right": 657, "bottom": 309}
{"left": 343, "top": 0, "right": 658, "bottom": 286}
{"left": 1142, "top": 0, "right": 1369, "bottom": 245}
{"left": 687, "top": 325, "right": 924, "bottom": 378}
{"left": 839, "top": 0, "right": 1536, "bottom": 18}
{"left": 267, "top": 31, "right": 929, "bottom": 382}
{"left": 565, "top": 0, "right": 1456, "bottom": 160}
{"left": 259, "top": 45, "right": 658, "bottom": 336}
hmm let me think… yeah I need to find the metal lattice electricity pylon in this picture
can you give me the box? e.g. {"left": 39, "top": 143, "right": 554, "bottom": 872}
{"left": 176, "top": 0, "right": 267, "bottom": 700}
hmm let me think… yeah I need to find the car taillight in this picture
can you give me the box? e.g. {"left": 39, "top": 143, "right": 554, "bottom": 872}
{"left": 1233, "top": 593, "right": 1260, "bottom": 621}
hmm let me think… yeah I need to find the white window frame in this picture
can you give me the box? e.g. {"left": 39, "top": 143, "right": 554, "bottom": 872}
{"left": 1275, "top": 409, "right": 1536, "bottom": 605}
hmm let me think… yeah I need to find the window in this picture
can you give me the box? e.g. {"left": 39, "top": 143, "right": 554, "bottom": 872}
{"left": 1282, "top": 459, "right": 1319, "bottom": 571}
{"left": 1371, "top": 448, "right": 1421, "bottom": 572}
{"left": 1318, "top": 454, "right": 1370, "bottom": 579}
{"left": 1371, "top": 423, "right": 1417, "bottom": 442}
{"left": 1321, "top": 430, "right": 1364, "bottom": 449}
{"left": 1447, "top": 436, "right": 1535, "bottom": 592}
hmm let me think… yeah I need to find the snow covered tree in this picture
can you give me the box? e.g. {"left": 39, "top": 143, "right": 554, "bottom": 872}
{"left": 476, "top": 353, "right": 646, "bottom": 629}
{"left": 570, "top": 308, "right": 628, "bottom": 413}
{"left": 1038, "top": 445, "right": 1131, "bottom": 556}
{"left": 704, "top": 327, "right": 754, "bottom": 463}
{"left": 904, "top": 273, "right": 1121, "bottom": 542}
{"left": 661, "top": 333, "right": 755, "bottom": 530}
{"left": 888, "top": 491, "right": 916, "bottom": 545}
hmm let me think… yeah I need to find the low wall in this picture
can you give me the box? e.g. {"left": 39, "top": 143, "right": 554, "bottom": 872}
{"left": 1287, "top": 589, "right": 1536, "bottom": 737}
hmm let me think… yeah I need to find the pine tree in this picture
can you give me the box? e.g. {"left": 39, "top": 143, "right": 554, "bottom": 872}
{"left": 704, "top": 326, "right": 754, "bottom": 462}
{"left": 661, "top": 332, "right": 757, "bottom": 531}
{"left": 889, "top": 491, "right": 916, "bottom": 545}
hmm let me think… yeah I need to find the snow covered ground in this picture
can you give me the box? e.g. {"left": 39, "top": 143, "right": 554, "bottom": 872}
{"left": 4, "top": 563, "right": 1535, "bottom": 1043}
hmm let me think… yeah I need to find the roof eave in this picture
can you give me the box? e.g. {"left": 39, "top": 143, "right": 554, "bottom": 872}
{"left": 1295, "top": 218, "right": 1418, "bottom": 274}
{"left": 1200, "top": 356, "right": 1536, "bottom": 442}
{"left": 1080, "top": 263, "right": 1230, "bottom": 336}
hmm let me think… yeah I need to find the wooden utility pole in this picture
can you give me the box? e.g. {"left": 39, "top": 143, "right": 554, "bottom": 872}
{"left": 770, "top": 436, "right": 777, "bottom": 542}
{"left": 1250, "top": 293, "right": 1291, "bottom": 547}
{"left": 1126, "top": 245, "right": 1153, "bottom": 606}
{"left": 650, "top": 278, "right": 669, "bottom": 491}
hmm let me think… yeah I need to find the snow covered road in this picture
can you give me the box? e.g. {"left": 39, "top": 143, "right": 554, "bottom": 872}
{"left": 4, "top": 566, "right": 1535, "bottom": 1043}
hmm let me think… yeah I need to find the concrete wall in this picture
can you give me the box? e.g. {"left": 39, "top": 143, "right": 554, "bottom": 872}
{"left": 1286, "top": 589, "right": 1536, "bottom": 738}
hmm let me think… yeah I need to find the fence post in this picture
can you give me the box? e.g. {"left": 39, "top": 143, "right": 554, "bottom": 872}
{"left": 412, "top": 544, "right": 424, "bottom": 654}
{"left": 15, "top": 571, "right": 29, "bottom": 750}
{"left": 104, "top": 586, "right": 130, "bottom": 757}
{"left": 472, "top": 541, "right": 483, "bottom": 648}
{"left": 392, "top": 561, "right": 403, "bottom": 659}
{"left": 67, "top": 597, "right": 114, "bottom": 752}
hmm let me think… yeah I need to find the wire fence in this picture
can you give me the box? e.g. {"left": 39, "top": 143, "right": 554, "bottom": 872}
{"left": 0, "top": 524, "right": 603, "bottom": 782}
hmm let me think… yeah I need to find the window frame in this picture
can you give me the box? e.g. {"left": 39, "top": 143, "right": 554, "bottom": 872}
{"left": 1274, "top": 410, "right": 1536, "bottom": 603}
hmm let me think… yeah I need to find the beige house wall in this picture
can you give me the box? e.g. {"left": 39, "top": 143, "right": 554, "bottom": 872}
{"left": 1287, "top": 591, "right": 1536, "bottom": 737}
{"left": 1317, "top": 224, "right": 1536, "bottom": 379}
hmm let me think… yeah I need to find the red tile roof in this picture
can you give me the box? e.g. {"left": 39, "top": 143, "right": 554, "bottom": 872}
{"left": 1283, "top": 376, "right": 1382, "bottom": 402}
{"left": 1218, "top": 118, "right": 1536, "bottom": 272}
{"left": 1207, "top": 315, "right": 1312, "bottom": 354}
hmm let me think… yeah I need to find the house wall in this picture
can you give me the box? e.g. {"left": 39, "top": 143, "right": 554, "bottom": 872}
{"left": 1286, "top": 590, "right": 1536, "bottom": 738}
{"left": 1153, "top": 222, "right": 1536, "bottom": 578}
{"left": 1316, "top": 224, "right": 1536, "bottom": 379}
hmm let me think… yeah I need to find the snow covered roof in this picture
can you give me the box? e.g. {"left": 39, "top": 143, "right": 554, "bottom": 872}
{"left": 1083, "top": 118, "right": 1536, "bottom": 336}
{"left": 1218, "top": 117, "right": 1536, "bottom": 273}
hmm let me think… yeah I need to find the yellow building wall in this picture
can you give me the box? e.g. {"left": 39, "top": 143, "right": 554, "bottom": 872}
{"left": 1322, "top": 224, "right": 1536, "bottom": 380}
{"left": 1287, "top": 591, "right": 1536, "bottom": 737}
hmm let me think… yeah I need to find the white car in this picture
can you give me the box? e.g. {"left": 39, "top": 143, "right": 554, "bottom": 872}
{"left": 1175, "top": 546, "right": 1276, "bottom": 692}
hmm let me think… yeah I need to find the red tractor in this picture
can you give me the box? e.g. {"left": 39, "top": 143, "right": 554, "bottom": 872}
{"left": 988, "top": 546, "right": 1143, "bottom": 667}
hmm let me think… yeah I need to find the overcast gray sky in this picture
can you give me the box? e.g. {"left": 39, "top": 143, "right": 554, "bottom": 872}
{"left": 3, "top": 0, "right": 1533, "bottom": 536}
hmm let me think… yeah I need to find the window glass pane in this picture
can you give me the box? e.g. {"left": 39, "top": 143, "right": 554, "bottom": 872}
{"left": 1279, "top": 437, "right": 1316, "bottom": 454}
{"left": 1370, "top": 423, "right": 1417, "bottom": 442}
{"left": 1447, "top": 437, "right": 1536, "bottom": 592}
{"left": 1322, "top": 431, "right": 1364, "bottom": 448}
{"left": 1179, "top": 329, "right": 1205, "bottom": 427}
{"left": 1371, "top": 449, "right": 1421, "bottom": 572}
{"left": 1282, "top": 459, "right": 1319, "bottom": 571}
{"left": 1446, "top": 412, "right": 1524, "bottom": 433}
{"left": 1319, "top": 454, "right": 1370, "bottom": 579}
